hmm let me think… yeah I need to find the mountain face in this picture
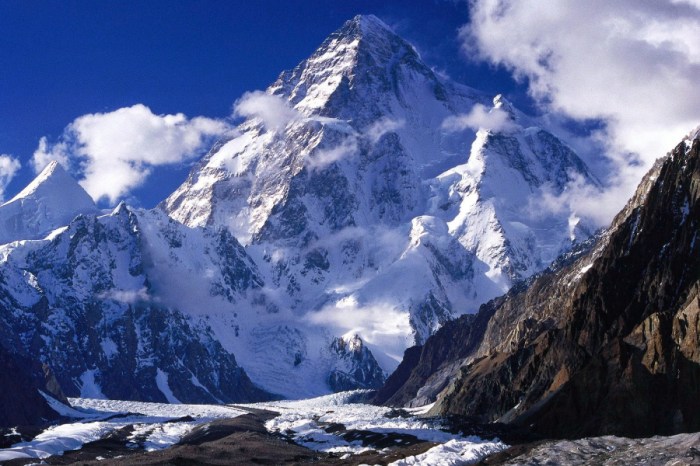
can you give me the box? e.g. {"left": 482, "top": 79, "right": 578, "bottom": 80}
{"left": 378, "top": 131, "right": 700, "bottom": 438}
{"left": 0, "top": 15, "right": 598, "bottom": 405}
{"left": 0, "top": 205, "right": 273, "bottom": 403}
{"left": 0, "top": 161, "right": 98, "bottom": 245}
{"left": 162, "top": 15, "right": 597, "bottom": 380}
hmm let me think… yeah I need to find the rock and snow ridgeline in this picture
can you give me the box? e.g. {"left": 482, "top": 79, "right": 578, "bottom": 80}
{"left": 0, "top": 15, "right": 597, "bottom": 407}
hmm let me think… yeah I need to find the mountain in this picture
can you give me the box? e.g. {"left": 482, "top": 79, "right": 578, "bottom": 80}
{"left": 162, "top": 15, "right": 597, "bottom": 376}
{"left": 0, "top": 15, "right": 598, "bottom": 405}
{"left": 0, "top": 161, "right": 98, "bottom": 245}
{"left": 0, "top": 204, "right": 274, "bottom": 403}
{"left": 377, "top": 130, "right": 700, "bottom": 438}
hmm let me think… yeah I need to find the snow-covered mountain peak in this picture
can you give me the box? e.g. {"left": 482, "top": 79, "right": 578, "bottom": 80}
{"left": 353, "top": 14, "right": 391, "bottom": 33}
{"left": 0, "top": 161, "right": 97, "bottom": 245}
{"left": 268, "top": 13, "right": 479, "bottom": 121}
{"left": 492, "top": 94, "right": 517, "bottom": 121}
{"left": 347, "top": 14, "right": 418, "bottom": 64}
{"left": 683, "top": 125, "right": 700, "bottom": 153}
{"left": 110, "top": 200, "right": 130, "bottom": 216}
{"left": 9, "top": 161, "right": 90, "bottom": 205}
{"left": 159, "top": 16, "right": 600, "bottom": 393}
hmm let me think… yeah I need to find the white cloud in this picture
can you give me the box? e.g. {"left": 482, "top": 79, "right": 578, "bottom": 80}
{"left": 99, "top": 287, "right": 153, "bottom": 304}
{"left": 233, "top": 90, "right": 300, "bottom": 131}
{"left": 306, "top": 137, "right": 358, "bottom": 171}
{"left": 442, "top": 103, "right": 517, "bottom": 133}
{"left": 31, "top": 138, "right": 70, "bottom": 174}
{"left": 462, "top": 0, "right": 700, "bottom": 223}
{"left": 529, "top": 171, "right": 642, "bottom": 227}
{"left": 365, "top": 117, "right": 405, "bottom": 143}
{"left": 306, "top": 297, "right": 412, "bottom": 358}
{"left": 31, "top": 104, "right": 231, "bottom": 204}
{"left": 0, "top": 154, "right": 21, "bottom": 201}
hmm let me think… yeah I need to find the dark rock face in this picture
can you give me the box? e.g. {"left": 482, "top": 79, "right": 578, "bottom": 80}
{"left": 374, "top": 305, "right": 497, "bottom": 407}
{"left": 381, "top": 135, "right": 700, "bottom": 438}
{"left": 0, "top": 345, "right": 63, "bottom": 428}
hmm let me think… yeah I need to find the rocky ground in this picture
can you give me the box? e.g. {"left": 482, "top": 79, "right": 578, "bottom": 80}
{"left": 4, "top": 406, "right": 439, "bottom": 465}
{"left": 479, "top": 433, "right": 700, "bottom": 466}
{"left": 4, "top": 403, "right": 700, "bottom": 465}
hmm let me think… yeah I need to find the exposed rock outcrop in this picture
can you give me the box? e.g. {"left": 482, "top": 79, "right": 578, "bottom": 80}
{"left": 380, "top": 133, "right": 700, "bottom": 438}
{"left": 0, "top": 345, "right": 63, "bottom": 428}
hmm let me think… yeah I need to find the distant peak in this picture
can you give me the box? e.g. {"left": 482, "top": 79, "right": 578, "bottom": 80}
{"left": 336, "top": 14, "right": 400, "bottom": 45}
{"left": 493, "top": 94, "right": 516, "bottom": 119}
{"left": 7, "top": 160, "right": 77, "bottom": 203}
{"left": 352, "top": 14, "right": 392, "bottom": 33}
{"left": 111, "top": 201, "right": 131, "bottom": 216}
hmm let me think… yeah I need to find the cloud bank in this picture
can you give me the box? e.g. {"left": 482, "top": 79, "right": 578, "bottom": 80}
{"left": 32, "top": 104, "right": 231, "bottom": 204}
{"left": 462, "top": 0, "right": 700, "bottom": 223}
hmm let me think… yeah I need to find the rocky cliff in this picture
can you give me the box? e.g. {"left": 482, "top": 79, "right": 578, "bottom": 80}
{"left": 380, "top": 131, "right": 700, "bottom": 438}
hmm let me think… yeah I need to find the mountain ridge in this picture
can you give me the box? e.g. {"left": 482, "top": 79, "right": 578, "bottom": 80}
{"left": 377, "top": 131, "right": 700, "bottom": 438}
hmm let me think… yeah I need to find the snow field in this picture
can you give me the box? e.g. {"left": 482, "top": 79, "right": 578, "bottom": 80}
{"left": 0, "top": 397, "right": 245, "bottom": 461}
{"left": 246, "top": 391, "right": 507, "bottom": 461}
{"left": 0, "top": 392, "right": 506, "bottom": 464}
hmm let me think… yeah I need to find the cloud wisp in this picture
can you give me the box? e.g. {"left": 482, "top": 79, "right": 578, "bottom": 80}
{"left": 32, "top": 104, "right": 231, "bottom": 204}
{"left": 0, "top": 154, "right": 21, "bottom": 202}
{"left": 366, "top": 117, "right": 405, "bottom": 143}
{"left": 442, "top": 103, "right": 517, "bottom": 133}
{"left": 233, "top": 90, "right": 300, "bottom": 131}
{"left": 306, "top": 137, "right": 358, "bottom": 172}
{"left": 462, "top": 0, "right": 700, "bottom": 224}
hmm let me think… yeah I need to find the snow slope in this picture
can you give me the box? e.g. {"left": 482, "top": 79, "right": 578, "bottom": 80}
{"left": 162, "top": 15, "right": 597, "bottom": 376}
{"left": 0, "top": 161, "right": 97, "bottom": 244}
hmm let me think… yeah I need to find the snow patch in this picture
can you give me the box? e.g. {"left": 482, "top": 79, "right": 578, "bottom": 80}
{"left": 156, "top": 369, "right": 181, "bottom": 404}
{"left": 79, "top": 369, "right": 106, "bottom": 399}
{"left": 100, "top": 338, "right": 118, "bottom": 359}
{"left": 390, "top": 438, "right": 507, "bottom": 465}
{"left": 0, "top": 398, "right": 246, "bottom": 461}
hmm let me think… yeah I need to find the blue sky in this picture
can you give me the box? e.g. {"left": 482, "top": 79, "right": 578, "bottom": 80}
{"left": 0, "top": 0, "right": 524, "bottom": 207}
{"left": 2, "top": 0, "right": 698, "bottom": 220}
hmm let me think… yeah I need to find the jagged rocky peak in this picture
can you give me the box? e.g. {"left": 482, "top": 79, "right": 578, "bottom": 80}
{"left": 0, "top": 200, "right": 275, "bottom": 404}
{"left": 492, "top": 94, "right": 517, "bottom": 121}
{"left": 0, "top": 160, "right": 97, "bottom": 244}
{"left": 328, "top": 334, "right": 386, "bottom": 392}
